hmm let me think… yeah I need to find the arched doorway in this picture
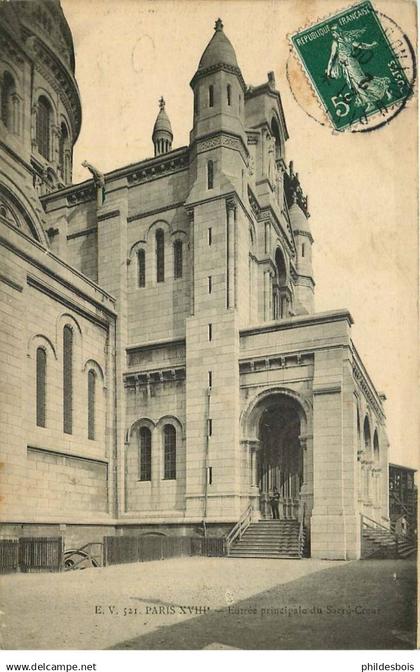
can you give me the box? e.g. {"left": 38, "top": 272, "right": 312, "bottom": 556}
{"left": 252, "top": 394, "right": 304, "bottom": 519}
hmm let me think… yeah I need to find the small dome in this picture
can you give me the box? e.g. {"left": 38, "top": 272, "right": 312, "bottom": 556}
{"left": 198, "top": 18, "right": 239, "bottom": 71}
{"left": 289, "top": 201, "right": 310, "bottom": 233}
{"left": 152, "top": 97, "right": 173, "bottom": 138}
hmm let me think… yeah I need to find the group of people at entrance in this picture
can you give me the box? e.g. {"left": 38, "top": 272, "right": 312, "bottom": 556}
{"left": 270, "top": 487, "right": 280, "bottom": 519}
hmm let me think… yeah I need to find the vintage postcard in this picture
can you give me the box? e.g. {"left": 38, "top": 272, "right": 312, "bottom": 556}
{"left": 0, "top": 0, "right": 417, "bottom": 654}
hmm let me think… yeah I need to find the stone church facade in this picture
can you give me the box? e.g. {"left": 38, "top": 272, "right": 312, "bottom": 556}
{"left": 0, "top": 1, "right": 389, "bottom": 559}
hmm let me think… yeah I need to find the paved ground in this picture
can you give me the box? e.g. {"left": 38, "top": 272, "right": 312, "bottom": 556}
{"left": 0, "top": 558, "right": 416, "bottom": 650}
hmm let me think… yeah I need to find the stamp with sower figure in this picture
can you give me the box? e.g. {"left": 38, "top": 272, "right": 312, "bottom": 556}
{"left": 289, "top": 1, "right": 414, "bottom": 132}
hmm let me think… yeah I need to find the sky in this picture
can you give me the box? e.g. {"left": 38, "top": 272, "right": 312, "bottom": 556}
{"left": 61, "top": 0, "right": 418, "bottom": 469}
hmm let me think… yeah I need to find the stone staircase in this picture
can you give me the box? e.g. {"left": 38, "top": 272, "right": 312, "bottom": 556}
{"left": 362, "top": 526, "right": 417, "bottom": 559}
{"left": 228, "top": 520, "right": 303, "bottom": 559}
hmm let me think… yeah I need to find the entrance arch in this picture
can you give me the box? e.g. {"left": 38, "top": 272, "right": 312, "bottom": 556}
{"left": 242, "top": 389, "right": 308, "bottom": 519}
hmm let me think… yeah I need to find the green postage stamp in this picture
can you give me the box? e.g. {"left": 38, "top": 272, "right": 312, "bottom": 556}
{"left": 290, "top": 0, "right": 413, "bottom": 131}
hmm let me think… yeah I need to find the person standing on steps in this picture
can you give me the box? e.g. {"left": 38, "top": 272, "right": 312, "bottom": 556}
{"left": 270, "top": 486, "right": 280, "bottom": 519}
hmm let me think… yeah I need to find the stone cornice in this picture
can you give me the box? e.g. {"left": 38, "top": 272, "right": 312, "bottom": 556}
{"left": 239, "top": 352, "right": 313, "bottom": 374}
{"left": 193, "top": 130, "right": 249, "bottom": 163}
{"left": 124, "top": 367, "right": 186, "bottom": 389}
{"left": 27, "top": 274, "right": 114, "bottom": 327}
{"left": 190, "top": 62, "right": 246, "bottom": 92}
{"left": 42, "top": 147, "right": 190, "bottom": 208}
{"left": 240, "top": 309, "right": 354, "bottom": 337}
{"left": 0, "top": 224, "right": 116, "bottom": 307}
{"left": 350, "top": 342, "right": 385, "bottom": 422}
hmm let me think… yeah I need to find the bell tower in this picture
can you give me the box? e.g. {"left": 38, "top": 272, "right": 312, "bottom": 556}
{"left": 152, "top": 97, "right": 173, "bottom": 156}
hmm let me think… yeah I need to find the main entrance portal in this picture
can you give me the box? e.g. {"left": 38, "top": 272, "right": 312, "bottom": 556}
{"left": 258, "top": 398, "right": 303, "bottom": 519}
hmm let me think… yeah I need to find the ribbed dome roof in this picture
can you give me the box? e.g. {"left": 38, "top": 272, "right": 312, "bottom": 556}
{"left": 289, "top": 201, "right": 310, "bottom": 232}
{"left": 198, "top": 18, "right": 239, "bottom": 71}
{"left": 152, "top": 97, "right": 173, "bottom": 137}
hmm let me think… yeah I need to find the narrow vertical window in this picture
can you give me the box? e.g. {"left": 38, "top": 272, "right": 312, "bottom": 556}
{"left": 207, "top": 466, "right": 213, "bottom": 485}
{"left": 37, "top": 96, "right": 51, "bottom": 160}
{"left": 138, "top": 249, "right": 146, "bottom": 287}
{"left": 207, "top": 419, "right": 213, "bottom": 437}
{"left": 139, "top": 427, "right": 152, "bottom": 481}
{"left": 173, "top": 240, "right": 183, "bottom": 279}
{"left": 88, "top": 370, "right": 96, "bottom": 440}
{"left": 208, "top": 85, "right": 214, "bottom": 108}
{"left": 207, "top": 160, "right": 214, "bottom": 190}
{"left": 208, "top": 227, "right": 212, "bottom": 246}
{"left": 194, "top": 88, "right": 200, "bottom": 115}
{"left": 302, "top": 243, "right": 305, "bottom": 258}
{"left": 208, "top": 323, "right": 212, "bottom": 341}
{"left": 227, "top": 84, "right": 231, "bottom": 106}
{"left": 156, "top": 229, "right": 164, "bottom": 282}
{"left": 1, "top": 72, "right": 16, "bottom": 131}
{"left": 63, "top": 326, "right": 73, "bottom": 434}
{"left": 208, "top": 370, "right": 212, "bottom": 388}
{"left": 163, "top": 424, "right": 176, "bottom": 480}
{"left": 59, "top": 122, "right": 69, "bottom": 180}
{"left": 208, "top": 276, "right": 212, "bottom": 294}
{"left": 36, "top": 347, "right": 46, "bottom": 427}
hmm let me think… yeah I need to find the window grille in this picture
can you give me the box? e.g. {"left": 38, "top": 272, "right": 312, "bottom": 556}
{"left": 139, "top": 427, "right": 152, "bottom": 481}
{"left": 174, "top": 240, "right": 183, "bottom": 279}
{"left": 36, "top": 347, "right": 46, "bottom": 427}
{"left": 138, "top": 249, "right": 146, "bottom": 287}
{"left": 63, "top": 326, "right": 73, "bottom": 434}
{"left": 163, "top": 424, "right": 176, "bottom": 480}
{"left": 88, "top": 370, "right": 96, "bottom": 440}
{"left": 156, "top": 229, "right": 164, "bottom": 282}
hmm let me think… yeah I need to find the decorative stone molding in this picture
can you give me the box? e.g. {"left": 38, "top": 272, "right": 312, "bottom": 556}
{"left": 127, "top": 152, "right": 189, "bottom": 186}
{"left": 239, "top": 352, "right": 313, "bottom": 375}
{"left": 67, "top": 185, "right": 95, "bottom": 205}
{"left": 352, "top": 355, "right": 385, "bottom": 421}
{"left": 124, "top": 367, "right": 186, "bottom": 390}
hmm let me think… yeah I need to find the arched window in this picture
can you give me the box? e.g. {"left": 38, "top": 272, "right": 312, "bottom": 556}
{"left": 363, "top": 416, "right": 371, "bottom": 452}
{"left": 59, "top": 122, "right": 69, "bottom": 182}
{"left": 227, "top": 84, "right": 231, "bottom": 106}
{"left": 156, "top": 229, "right": 164, "bottom": 282}
{"left": 173, "top": 240, "right": 183, "bottom": 279}
{"left": 88, "top": 370, "right": 96, "bottom": 440}
{"left": 137, "top": 249, "right": 146, "bottom": 287}
{"left": 36, "top": 347, "right": 47, "bottom": 427}
{"left": 207, "top": 160, "right": 214, "bottom": 190}
{"left": 275, "top": 248, "right": 287, "bottom": 286}
{"left": 36, "top": 96, "right": 51, "bottom": 159}
{"left": 208, "top": 85, "right": 214, "bottom": 108}
{"left": 163, "top": 424, "right": 176, "bottom": 480}
{"left": 373, "top": 430, "right": 379, "bottom": 462}
{"left": 139, "top": 426, "right": 152, "bottom": 481}
{"left": 1, "top": 72, "right": 16, "bottom": 131}
{"left": 271, "top": 117, "right": 282, "bottom": 161}
{"left": 63, "top": 326, "right": 73, "bottom": 434}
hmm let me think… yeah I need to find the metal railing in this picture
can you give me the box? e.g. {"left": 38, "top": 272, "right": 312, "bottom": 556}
{"left": 298, "top": 501, "right": 306, "bottom": 558}
{"left": 225, "top": 504, "right": 253, "bottom": 556}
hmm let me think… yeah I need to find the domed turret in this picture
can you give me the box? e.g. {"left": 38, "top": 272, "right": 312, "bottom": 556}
{"left": 189, "top": 19, "right": 246, "bottom": 147}
{"left": 197, "top": 18, "right": 239, "bottom": 71}
{"left": 152, "top": 97, "right": 173, "bottom": 156}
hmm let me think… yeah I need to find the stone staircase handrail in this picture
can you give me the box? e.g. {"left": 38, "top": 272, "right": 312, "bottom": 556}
{"left": 225, "top": 505, "right": 253, "bottom": 555}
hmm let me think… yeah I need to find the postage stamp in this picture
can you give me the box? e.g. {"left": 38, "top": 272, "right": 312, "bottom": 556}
{"left": 290, "top": 0, "right": 413, "bottom": 131}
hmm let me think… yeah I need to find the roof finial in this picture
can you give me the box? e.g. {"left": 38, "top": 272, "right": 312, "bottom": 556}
{"left": 159, "top": 96, "right": 165, "bottom": 110}
{"left": 214, "top": 18, "right": 223, "bottom": 32}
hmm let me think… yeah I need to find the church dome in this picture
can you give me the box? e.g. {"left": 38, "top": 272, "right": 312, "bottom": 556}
{"left": 198, "top": 18, "right": 239, "bottom": 71}
{"left": 152, "top": 100, "right": 173, "bottom": 138}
